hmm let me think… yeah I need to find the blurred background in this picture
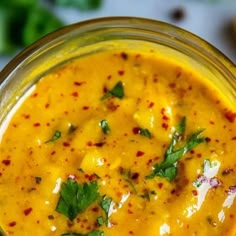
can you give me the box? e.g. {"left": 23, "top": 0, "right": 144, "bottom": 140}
{"left": 0, "top": 0, "right": 236, "bottom": 70}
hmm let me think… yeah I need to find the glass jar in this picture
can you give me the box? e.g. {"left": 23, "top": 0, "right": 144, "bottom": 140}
{"left": 0, "top": 17, "right": 236, "bottom": 236}
{"left": 0, "top": 17, "right": 235, "bottom": 129}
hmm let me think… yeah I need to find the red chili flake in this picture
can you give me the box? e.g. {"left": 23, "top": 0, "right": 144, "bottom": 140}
{"left": 171, "top": 189, "right": 176, "bottom": 194}
{"left": 148, "top": 102, "right": 154, "bottom": 108}
{"left": 131, "top": 172, "right": 139, "bottom": 180}
{"left": 107, "top": 102, "right": 120, "bottom": 111}
{"left": 120, "top": 52, "right": 128, "bottom": 60}
{"left": 224, "top": 110, "right": 236, "bottom": 123}
{"left": 67, "top": 220, "right": 74, "bottom": 227}
{"left": 107, "top": 75, "right": 112, "bottom": 80}
{"left": 24, "top": 208, "right": 32, "bottom": 216}
{"left": 91, "top": 206, "right": 99, "bottom": 212}
{"left": 162, "top": 123, "right": 168, "bottom": 130}
{"left": 205, "top": 137, "right": 211, "bottom": 143}
{"left": 83, "top": 106, "right": 89, "bottom": 110}
{"left": 188, "top": 85, "right": 192, "bottom": 90}
{"left": 136, "top": 151, "right": 144, "bottom": 157}
{"left": 63, "top": 142, "right": 70, "bottom": 147}
{"left": 146, "top": 159, "right": 153, "bottom": 165}
{"left": 197, "top": 153, "right": 202, "bottom": 158}
{"left": 169, "top": 83, "right": 176, "bottom": 88}
{"left": 32, "top": 93, "right": 38, "bottom": 97}
{"left": 161, "top": 108, "right": 165, "bottom": 115}
{"left": 152, "top": 78, "right": 158, "bottom": 84}
{"left": 158, "top": 183, "right": 163, "bottom": 189}
{"left": 162, "top": 115, "right": 169, "bottom": 121}
{"left": 23, "top": 114, "right": 30, "bottom": 119}
{"left": 209, "top": 120, "right": 215, "bottom": 125}
{"left": 226, "top": 185, "right": 236, "bottom": 194}
{"left": 2, "top": 160, "right": 11, "bottom": 166}
{"left": 209, "top": 177, "right": 221, "bottom": 188}
{"left": 222, "top": 168, "right": 234, "bottom": 176}
{"left": 45, "top": 103, "right": 50, "bottom": 108}
{"left": 232, "top": 136, "right": 236, "bottom": 140}
{"left": 51, "top": 150, "right": 56, "bottom": 156}
{"left": 128, "top": 209, "right": 133, "bottom": 214}
{"left": 192, "top": 190, "right": 198, "bottom": 196}
{"left": 118, "top": 70, "right": 125, "bottom": 76}
{"left": 9, "top": 221, "right": 16, "bottom": 227}
{"left": 129, "top": 231, "right": 134, "bottom": 235}
{"left": 74, "top": 81, "right": 84, "bottom": 86}
{"left": 87, "top": 141, "right": 93, "bottom": 146}
{"left": 71, "top": 92, "right": 79, "bottom": 97}
{"left": 132, "top": 127, "right": 140, "bottom": 134}
{"left": 0, "top": 173, "right": 2, "bottom": 177}
{"left": 230, "top": 214, "right": 234, "bottom": 219}
{"left": 94, "top": 142, "right": 105, "bottom": 147}
{"left": 33, "top": 123, "right": 40, "bottom": 127}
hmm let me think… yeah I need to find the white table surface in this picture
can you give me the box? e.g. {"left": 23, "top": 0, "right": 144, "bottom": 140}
{"left": 0, "top": 0, "right": 236, "bottom": 70}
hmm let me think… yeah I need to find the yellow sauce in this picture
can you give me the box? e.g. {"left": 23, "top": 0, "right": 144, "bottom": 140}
{"left": 0, "top": 49, "right": 235, "bottom": 236}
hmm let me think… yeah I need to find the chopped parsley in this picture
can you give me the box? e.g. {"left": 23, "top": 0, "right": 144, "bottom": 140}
{"left": 45, "top": 130, "right": 61, "bottom": 143}
{"left": 61, "top": 230, "right": 104, "bottom": 236}
{"left": 101, "top": 81, "right": 124, "bottom": 100}
{"left": 35, "top": 176, "right": 42, "bottom": 184}
{"left": 146, "top": 117, "right": 205, "bottom": 181}
{"left": 0, "top": 226, "right": 6, "bottom": 236}
{"left": 96, "top": 216, "right": 104, "bottom": 226}
{"left": 99, "top": 120, "right": 111, "bottom": 134}
{"left": 56, "top": 179, "right": 99, "bottom": 221}
{"left": 100, "top": 195, "right": 112, "bottom": 226}
{"left": 139, "top": 128, "right": 152, "bottom": 139}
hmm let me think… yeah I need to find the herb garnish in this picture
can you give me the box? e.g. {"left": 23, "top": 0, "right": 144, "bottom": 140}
{"left": 61, "top": 230, "right": 104, "bottom": 236}
{"left": 56, "top": 179, "right": 99, "bottom": 221}
{"left": 45, "top": 130, "right": 61, "bottom": 143}
{"left": 101, "top": 81, "right": 124, "bottom": 100}
{"left": 96, "top": 216, "right": 104, "bottom": 226}
{"left": 139, "top": 128, "right": 152, "bottom": 139}
{"left": 0, "top": 226, "right": 6, "bottom": 236}
{"left": 146, "top": 117, "right": 205, "bottom": 181}
{"left": 100, "top": 195, "right": 112, "bottom": 226}
{"left": 35, "top": 176, "right": 42, "bottom": 184}
{"left": 99, "top": 120, "right": 111, "bottom": 134}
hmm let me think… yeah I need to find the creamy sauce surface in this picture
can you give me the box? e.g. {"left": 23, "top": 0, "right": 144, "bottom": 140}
{"left": 0, "top": 50, "right": 235, "bottom": 236}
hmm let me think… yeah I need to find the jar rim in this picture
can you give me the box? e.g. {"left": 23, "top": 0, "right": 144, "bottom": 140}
{"left": 0, "top": 16, "right": 235, "bottom": 84}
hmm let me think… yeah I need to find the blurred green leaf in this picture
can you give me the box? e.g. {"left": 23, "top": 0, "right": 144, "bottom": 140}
{"left": 54, "top": 0, "right": 103, "bottom": 11}
{"left": 22, "top": 6, "right": 64, "bottom": 46}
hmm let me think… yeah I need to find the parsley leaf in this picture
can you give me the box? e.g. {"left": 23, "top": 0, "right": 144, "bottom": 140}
{"left": 35, "top": 176, "right": 42, "bottom": 184}
{"left": 101, "top": 81, "right": 124, "bottom": 100}
{"left": 146, "top": 117, "right": 205, "bottom": 181}
{"left": 99, "top": 120, "right": 110, "bottom": 134}
{"left": 45, "top": 130, "right": 61, "bottom": 143}
{"left": 100, "top": 195, "right": 112, "bottom": 226}
{"left": 62, "top": 230, "right": 104, "bottom": 236}
{"left": 96, "top": 216, "right": 104, "bottom": 226}
{"left": 0, "top": 226, "right": 6, "bottom": 236}
{"left": 139, "top": 128, "right": 152, "bottom": 139}
{"left": 56, "top": 179, "right": 99, "bottom": 221}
